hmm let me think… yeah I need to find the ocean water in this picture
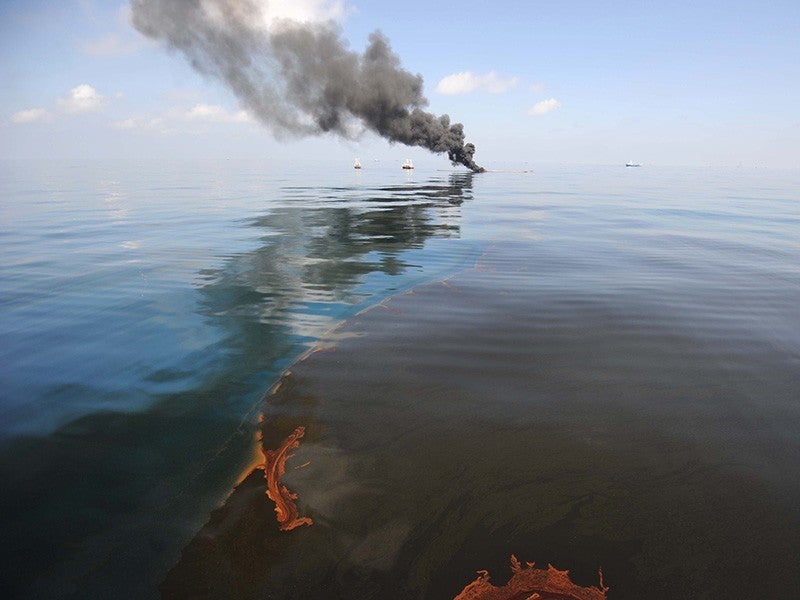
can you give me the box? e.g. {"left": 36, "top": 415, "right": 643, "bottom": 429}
{"left": 0, "top": 159, "right": 798, "bottom": 598}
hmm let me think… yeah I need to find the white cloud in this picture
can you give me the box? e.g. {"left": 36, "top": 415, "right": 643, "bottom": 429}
{"left": 482, "top": 72, "right": 520, "bottom": 94}
{"left": 57, "top": 84, "right": 109, "bottom": 114}
{"left": 528, "top": 98, "right": 561, "bottom": 116}
{"left": 11, "top": 108, "right": 51, "bottom": 124}
{"left": 529, "top": 82, "right": 545, "bottom": 93}
{"left": 435, "top": 71, "right": 520, "bottom": 95}
{"left": 436, "top": 72, "right": 479, "bottom": 95}
{"left": 184, "top": 103, "right": 253, "bottom": 123}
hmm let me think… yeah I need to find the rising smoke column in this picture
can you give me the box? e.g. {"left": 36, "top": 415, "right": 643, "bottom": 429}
{"left": 130, "top": 0, "right": 484, "bottom": 171}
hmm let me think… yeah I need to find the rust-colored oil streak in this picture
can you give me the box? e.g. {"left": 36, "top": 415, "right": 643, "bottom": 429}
{"left": 454, "top": 555, "right": 608, "bottom": 600}
{"left": 261, "top": 426, "right": 313, "bottom": 531}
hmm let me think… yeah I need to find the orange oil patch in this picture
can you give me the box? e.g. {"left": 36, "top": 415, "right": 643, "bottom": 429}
{"left": 453, "top": 555, "right": 608, "bottom": 600}
{"left": 261, "top": 426, "right": 314, "bottom": 531}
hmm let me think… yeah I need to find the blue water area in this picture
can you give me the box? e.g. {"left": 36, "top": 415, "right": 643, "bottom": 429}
{"left": 0, "top": 158, "right": 479, "bottom": 598}
{"left": 0, "top": 159, "right": 798, "bottom": 598}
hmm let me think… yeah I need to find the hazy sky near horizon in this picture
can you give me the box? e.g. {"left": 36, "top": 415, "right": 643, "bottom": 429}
{"left": 1, "top": 0, "right": 798, "bottom": 167}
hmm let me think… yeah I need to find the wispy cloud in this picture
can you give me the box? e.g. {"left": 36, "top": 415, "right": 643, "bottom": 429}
{"left": 56, "top": 84, "right": 109, "bottom": 114}
{"left": 529, "top": 82, "right": 545, "bottom": 93}
{"left": 110, "top": 103, "right": 253, "bottom": 133}
{"left": 11, "top": 108, "right": 51, "bottom": 124}
{"left": 435, "top": 71, "right": 520, "bottom": 95}
{"left": 161, "top": 88, "right": 204, "bottom": 104}
{"left": 111, "top": 116, "right": 167, "bottom": 131}
{"left": 79, "top": 4, "right": 149, "bottom": 57}
{"left": 117, "top": 3, "right": 133, "bottom": 25}
{"left": 528, "top": 98, "right": 561, "bottom": 116}
{"left": 80, "top": 33, "right": 145, "bottom": 57}
{"left": 184, "top": 104, "right": 253, "bottom": 123}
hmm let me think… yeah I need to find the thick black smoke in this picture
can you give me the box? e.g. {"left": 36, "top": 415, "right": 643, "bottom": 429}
{"left": 130, "top": 0, "right": 484, "bottom": 171}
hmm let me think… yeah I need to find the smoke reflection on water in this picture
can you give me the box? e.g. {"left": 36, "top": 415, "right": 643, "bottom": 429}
{"left": 0, "top": 165, "right": 478, "bottom": 599}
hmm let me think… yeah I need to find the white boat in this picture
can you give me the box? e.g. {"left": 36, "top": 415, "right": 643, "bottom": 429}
{"left": 402, "top": 158, "right": 414, "bottom": 169}
{"left": 353, "top": 158, "right": 362, "bottom": 169}
{"left": 625, "top": 161, "right": 641, "bottom": 167}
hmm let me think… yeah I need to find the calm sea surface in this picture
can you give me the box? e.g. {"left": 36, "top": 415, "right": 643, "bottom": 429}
{"left": 0, "top": 159, "right": 798, "bottom": 598}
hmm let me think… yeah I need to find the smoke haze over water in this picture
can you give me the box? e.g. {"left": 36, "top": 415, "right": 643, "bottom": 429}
{"left": 131, "top": 0, "right": 484, "bottom": 171}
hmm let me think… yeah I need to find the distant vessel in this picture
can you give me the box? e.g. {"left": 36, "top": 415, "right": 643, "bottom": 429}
{"left": 625, "top": 161, "right": 641, "bottom": 167}
{"left": 353, "top": 158, "right": 362, "bottom": 169}
{"left": 402, "top": 158, "right": 414, "bottom": 170}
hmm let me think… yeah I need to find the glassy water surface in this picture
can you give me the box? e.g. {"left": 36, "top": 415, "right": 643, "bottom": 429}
{"left": 0, "top": 159, "right": 798, "bottom": 598}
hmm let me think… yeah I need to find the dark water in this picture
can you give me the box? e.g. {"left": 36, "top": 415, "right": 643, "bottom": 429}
{"left": 1, "top": 160, "right": 798, "bottom": 598}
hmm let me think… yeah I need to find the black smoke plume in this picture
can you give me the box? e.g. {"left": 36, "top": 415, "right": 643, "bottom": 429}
{"left": 130, "top": 0, "right": 484, "bottom": 171}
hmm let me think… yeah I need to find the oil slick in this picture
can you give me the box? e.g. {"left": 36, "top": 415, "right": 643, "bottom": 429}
{"left": 260, "top": 426, "right": 313, "bottom": 531}
{"left": 454, "top": 555, "right": 608, "bottom": 600}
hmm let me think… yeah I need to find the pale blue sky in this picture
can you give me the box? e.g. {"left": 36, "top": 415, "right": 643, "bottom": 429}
{"left": 1, "top": 0, "right": 799, "bottom": 167}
